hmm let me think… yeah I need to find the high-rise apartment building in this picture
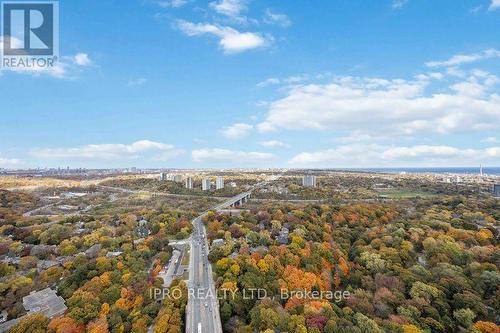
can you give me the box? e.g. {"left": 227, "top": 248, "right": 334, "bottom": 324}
{"left": 202, "top": 179, "right": 211, "bottom": 191}
{"left": 216, "top": 177, "right": 224, "bottom": 190}
{"left": 302, "top": 175, "right": 317, "bottom": 187}
{"left": 494, "top": 184, "right": 500, "bottom": 197}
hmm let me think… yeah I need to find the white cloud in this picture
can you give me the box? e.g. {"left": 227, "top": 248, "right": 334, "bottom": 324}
{"left": 482, "top": 136, "right": 498, "bottom": 143}
{"left": 257, "top": 71, "right": 500, "bottom": 137}
{"left": 285, "top": 74, "right": 309, "bottom": 84}
{"left": 210, "top": 0, "right": 247, "bottom": 18}
{"left": 256, "top": 74, "right": 312, "bottom": 88}
{"left": 31, "top": 140, "right": 182, "bottom": 161}
{"left": 334, "top": 132, "right": 391, "bottom": 144}
{"left": 470, "top": 5, "right": 483, "bottom": 13}
{"left": 450, "top": 71, "right": 498, "bottom": 97}
{"left": 426, "top": 49, "right": 500, "bottom": 68}
{"left": 414, "top": 72, "right": 444, "bottom": 81}
{"left": 73, "top": 53, "right": 92, "bottom": 66}
{"left": 259, "top": 140, "right": 290, "bottom": 148}
{"left": 0, "top": 36, "right": 22, "bottom": 50}
{"left": 257, "top": 77, "right": 280, "bottom": 88}
{"left": 127, "top": 77, "right": 148, "bottom": 87}
{"left": 220, "top": 123, "right": 253, "bottom": 139}
{"left": 263, "top": 9, "right": 292, "bottom": 28}
{"left": 176, "top": 20, "right": 269, "bottom": 54}
{"left": 192, "top": 148, "right": 274, "bottom": 164}
{"left": 289, "top": 144, "right": 500, "bottom": 167}
{"left": 158, "top": 0, "right": 189, "bottom": 8}
{"left": 7, "top": 55, "right": 86, "bottom": 79}
{"left": 392, "top": 0, "right": 409, "bottom": 9}
{"left": 0, "top": 157, "right": 22, "bottom": 168}
{"left": 489, "top": 0, "right": 500, "bottom": 10}
{"left": 38, "top": 52, "right": 93, "bottom": 78}
{"left": 0, "top": 38, "right": 93, "bottom": 79}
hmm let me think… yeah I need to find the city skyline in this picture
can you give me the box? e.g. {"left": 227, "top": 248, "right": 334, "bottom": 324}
{"left": 1, "top": 0, "right": 500, "bottom": 168}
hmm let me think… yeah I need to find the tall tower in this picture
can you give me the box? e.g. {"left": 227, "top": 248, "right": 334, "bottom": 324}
{"left": 480, "top": 165, "right": 483, "bottom": 177}
{"left": 302, "top": 175, "right": 317, "bottom": 187}
{"left": 216, "top": 177, "right": 224, "bottom": 190}
{"left": 185, "top": 177, "right": 193, "bottom": 189}
{"left": 202, "top": 179, "right": 211, "bottom": 191}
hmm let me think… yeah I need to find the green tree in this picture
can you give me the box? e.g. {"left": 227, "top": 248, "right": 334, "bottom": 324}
{"left": 39, "top": 224, "right": 72, "bottom": 245}
{"left": 7, "top": 313, "right": 49, "bottom": 333}
{"left": 67, "top": 290, "right": 101, "bottom": 324}
{"left": 453, "top": 308, "right": 475, "bottom": 329}
{"left": 354, "top": 313, "right": 382, "bottom": 333}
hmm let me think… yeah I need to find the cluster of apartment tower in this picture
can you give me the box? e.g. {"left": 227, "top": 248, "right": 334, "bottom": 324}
{"left": 159, "top": 173, "right": 224, "bottom": 191}
{"left": 159, "top": 173, "right": 318, "bottom": 190}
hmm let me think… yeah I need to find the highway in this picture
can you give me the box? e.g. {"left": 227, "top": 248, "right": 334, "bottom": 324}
{"left": 185, "top": 191, "right": 252, "bottom": 333}
{"left": 184, "top": 176, "right": 282, "bottom": 333}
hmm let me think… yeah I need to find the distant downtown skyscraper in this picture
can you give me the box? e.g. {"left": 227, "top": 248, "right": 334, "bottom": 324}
{"left": 202, "top": 179, "right": 211, "bottom": 191}
{"left": 302, "top": 175, "right": 317, "bottom": 187}
{"left": 185, "top": 177, "right": 193, "bottom": 189}
{"left": 216, "top": 177, "right": 224, "bottom": 190}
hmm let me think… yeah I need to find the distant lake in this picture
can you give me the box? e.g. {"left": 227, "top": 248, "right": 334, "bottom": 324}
{"left": 352, "top": 167, "right": 500, "bottom": 176}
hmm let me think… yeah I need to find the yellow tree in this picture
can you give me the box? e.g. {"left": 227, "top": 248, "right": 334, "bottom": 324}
{"left": 402, "top": 324, "right": 423, "bottom": 333}
{"left": 87, "top": 316, "right": 109, "bottom": 333}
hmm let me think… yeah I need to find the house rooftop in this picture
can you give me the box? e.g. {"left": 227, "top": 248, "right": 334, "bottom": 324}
{"left": 212, "top": 239, "right": 225, "bottom": 247}
{"left": 106, "top": 251, "right": 123, "bottom": 258}
{"left": 23, "top": 288, "right": 67, "bottom": 318}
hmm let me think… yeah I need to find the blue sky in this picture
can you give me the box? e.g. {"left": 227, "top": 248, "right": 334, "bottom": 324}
{"left": 1, "top": 0, "right": 500, "bottom": 168}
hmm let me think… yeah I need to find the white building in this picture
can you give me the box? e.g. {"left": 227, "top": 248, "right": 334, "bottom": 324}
{"left": 212, "top": 239, "right": 225, "bottom": 247}
{"left": 216, "top": 177, "right": 224, "bottom": 190}
{"left": 202, "top": 179, "right": 211, "bottom": 191}
{"left": 23, "top": 288, "right": 67, "bottom": 318}
{"left": 302, "top": 175, "right": 317, "bottom": 187}
{"left": 159, "top": 173, "right": 183, "bottom": 182}
{"left": 185, "top": 177, "right": 193, "bottom": 189}
{"left": 0, "top": 288, "right": 68, "bottom": 332}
